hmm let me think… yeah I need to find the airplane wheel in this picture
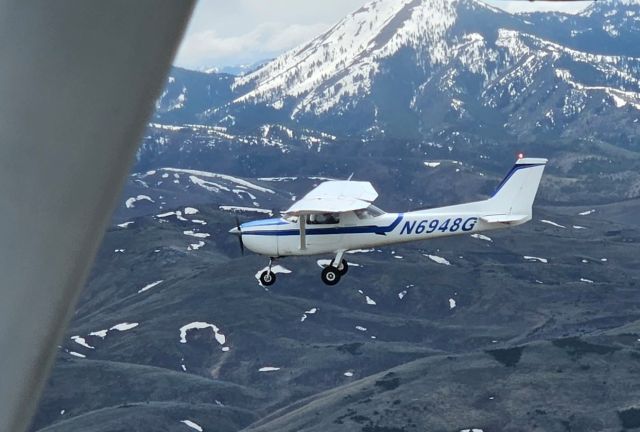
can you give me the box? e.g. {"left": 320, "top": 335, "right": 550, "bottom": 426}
{"left": 321, "top": 266, "right": 341, "bottom": 286}
{"left": 260, "top": 270, "right": 276, "bottom": 286}
{"left": 337, "top": 259, "right": 348, "bottom": 276}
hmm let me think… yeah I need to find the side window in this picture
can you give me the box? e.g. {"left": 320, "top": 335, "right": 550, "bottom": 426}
{"left": 354, "top": 209, "right": 368, "bottom": 219}
{"left": 307, "top": 213, "right": 340, "bottom": 225}
{"left": 355, "top": 205, "right": 385, "bottom": 219}
{"left": 325, "top": 213, "right": 340, "bottom": 224}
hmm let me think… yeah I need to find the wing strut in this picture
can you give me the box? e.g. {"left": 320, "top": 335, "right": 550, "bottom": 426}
{"left": 299, "top": 216, "right": 307, "bottom": 250}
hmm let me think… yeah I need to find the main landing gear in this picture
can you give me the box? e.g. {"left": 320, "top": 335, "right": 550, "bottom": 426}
{"left": 259, "top": 258, "right": 276, "bottom": 286}
{"left": 321, "top": 250, "right": 348, "bottom": 286}
{"left": 258, "top": 252, "right": 349, "bottom": 286}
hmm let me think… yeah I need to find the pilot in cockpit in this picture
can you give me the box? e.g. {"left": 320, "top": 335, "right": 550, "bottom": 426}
{"left": 308, "top": 213, "right": 339, "bottom": 224}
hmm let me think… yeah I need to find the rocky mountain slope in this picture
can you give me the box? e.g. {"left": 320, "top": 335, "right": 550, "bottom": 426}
{"left": 33, "top": 174, "right": 640, "bottom": 431}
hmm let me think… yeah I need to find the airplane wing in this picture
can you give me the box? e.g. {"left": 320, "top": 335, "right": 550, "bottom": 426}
{"left": 0, "top": 2, "right": 194, "bottom": 431}
{"left": 285, "top": 180, "right": 378, "bottom": 215}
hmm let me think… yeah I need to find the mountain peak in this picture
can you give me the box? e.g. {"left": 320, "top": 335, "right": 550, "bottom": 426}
{"left": 233, "top": 0, "right": 483, "bottom": 114}
{"left": 214, "top": 0, "right": 639, "bottom": 141}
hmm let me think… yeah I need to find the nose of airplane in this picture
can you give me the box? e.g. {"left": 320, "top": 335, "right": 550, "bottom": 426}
{"left": 229, "top": 226, "right": 240, "bottom": 235}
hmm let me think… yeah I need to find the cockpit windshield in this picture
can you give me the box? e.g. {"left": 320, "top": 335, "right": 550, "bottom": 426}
{"left": 354, "top": 205, "right": 385, "bottom": 220}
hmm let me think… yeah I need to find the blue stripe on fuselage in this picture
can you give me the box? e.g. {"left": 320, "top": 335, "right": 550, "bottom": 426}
{"left": 242, "top": 213, "right": 404, "bottom": 236}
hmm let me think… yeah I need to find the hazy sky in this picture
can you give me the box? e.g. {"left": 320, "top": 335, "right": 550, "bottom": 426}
{"left": 174, "top": 0, "right": 593, "bottom": 70}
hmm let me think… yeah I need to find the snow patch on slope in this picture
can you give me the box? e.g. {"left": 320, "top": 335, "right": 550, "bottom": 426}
{"left": 138, "top": 280, "right": 163, "bottom": 294}
{"left": 425, "top": 254, "right": 451, "bottom": 265}
{"left": 180, "top": 420, "right": 203, "bottom": 432}
{"left": 179, "top": 322, "right": 226, "bottom": 346}
{"left": 125, "top": 195, "right": 154, "bottom": 208}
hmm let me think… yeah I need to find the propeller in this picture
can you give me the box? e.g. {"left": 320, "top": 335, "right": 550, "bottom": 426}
{"left": 231, "top": 216, "right": 244, "bottom": 255}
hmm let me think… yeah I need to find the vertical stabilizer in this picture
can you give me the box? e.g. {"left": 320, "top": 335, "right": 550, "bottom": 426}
{"left": 487, "top": 158, "right": 547, "bottom": 217}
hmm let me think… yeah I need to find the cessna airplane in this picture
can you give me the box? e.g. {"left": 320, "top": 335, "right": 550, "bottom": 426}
{"left": 230, "top": 157, "right": 547, "bottom": 286}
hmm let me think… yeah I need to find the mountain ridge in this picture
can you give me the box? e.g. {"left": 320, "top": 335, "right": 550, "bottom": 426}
{"left": 155, "top": 0, "right": 639, "bottom": 147}
{"left": 146, "top": 0, "right": 640, "bottom": 205}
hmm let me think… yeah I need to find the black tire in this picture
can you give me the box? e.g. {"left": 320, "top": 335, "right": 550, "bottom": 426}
{"left": 259, "top": 270, "right": 276, "bottom": 286}
{"left": 337, "top": 259, "right": 348, "bottom": 276}
{"left": 321, "top": 266, "right": 341, "bottom": 286}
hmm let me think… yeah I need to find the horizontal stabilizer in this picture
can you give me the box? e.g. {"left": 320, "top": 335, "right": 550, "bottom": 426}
{"left": 481, "top": 214, "right": 529, "bottom": 224}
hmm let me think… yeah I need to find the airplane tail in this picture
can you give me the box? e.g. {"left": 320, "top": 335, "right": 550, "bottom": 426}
{"left": 484, "top": 157, "right": 547, "bottom": 219}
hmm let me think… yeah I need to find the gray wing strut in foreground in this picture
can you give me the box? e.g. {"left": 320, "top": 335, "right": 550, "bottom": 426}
{"left": 0, "top": 1, "right": 195, "bottom": 431}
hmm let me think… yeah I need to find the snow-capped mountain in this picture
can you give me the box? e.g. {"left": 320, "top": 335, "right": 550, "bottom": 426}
{"left": 154, "top": 0, "right": 640, "bottom": 134}
{"left": 233, "top": 0, "right": 461, "bottom": 115}
{"left": 221, "top": 0, "right": 640, "bottom": 137}
{"left": 147, "top": 0, "right": 640, "bottom": 204}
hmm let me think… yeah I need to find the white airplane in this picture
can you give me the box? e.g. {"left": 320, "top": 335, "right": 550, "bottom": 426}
{"left": 230, "top": 157, "right": 547, "bottom": 286}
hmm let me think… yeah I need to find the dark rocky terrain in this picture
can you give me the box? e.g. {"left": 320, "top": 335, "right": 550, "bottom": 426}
{"left": 32, "top": 0, "right": 640, "bottom": 431}
{"left": 32, "top": 173, "right": 640, "bottom": 432}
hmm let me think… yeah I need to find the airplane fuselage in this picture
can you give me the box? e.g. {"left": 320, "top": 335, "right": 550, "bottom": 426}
{"left": 231, "top": 157, "right": 546, "bottom": 285}
{"left": 239, "top": 207, "right": 527, "bottom": 258}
